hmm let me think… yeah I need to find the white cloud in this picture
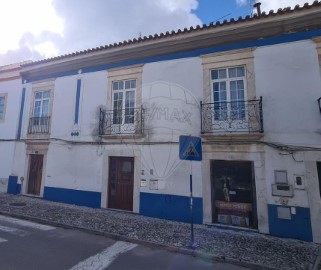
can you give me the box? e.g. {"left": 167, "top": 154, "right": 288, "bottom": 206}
{"left": 236, "top": 0, "right": 248, "bottom": 6}
{"left": 0, "top": 0, "right": 201, "bottom": 66}
{"left": 0, "top": 0, "right": 63, "bottom": 54}
{"left": 34, "top": 41, "right": 59, "bottom": 58}
{"left": 257, "top": 0, "right": 315, "bottom": 12}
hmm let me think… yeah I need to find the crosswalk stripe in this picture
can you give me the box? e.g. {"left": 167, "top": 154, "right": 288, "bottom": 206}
{"left": 0, "top": 225, "right": 29, "bottom": 237}
{"left": 0, "top": 237, "right": 7, "bottom": 243}
{"left": 0, "top": 216, "right": 55, "bottom": 231}
{"left": 69, "top": 241, "right": 137, "bottom": 270}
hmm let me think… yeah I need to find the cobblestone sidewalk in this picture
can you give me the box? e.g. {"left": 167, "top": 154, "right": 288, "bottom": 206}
{"left": 0, "top": 193, "right": 319, "bottom": 270}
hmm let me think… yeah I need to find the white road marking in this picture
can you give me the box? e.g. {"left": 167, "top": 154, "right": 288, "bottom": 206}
{"left": 0, "top": 237, "right": 7, "bottom": 243}
{"left": 69, "top": 241, "right": 138, "bottom": 270}
{"left": 0, "top": 225, "right": 29, "bottom": 237}
{"left": 0, "top": 215, "right": 55, "bottom": 231}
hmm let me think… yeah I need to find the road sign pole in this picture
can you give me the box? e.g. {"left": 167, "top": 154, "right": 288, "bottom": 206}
{"left": 190, "top": 161, "right": 196, "bottom": 249}
{"left": 179, "top": 135, "right": 202, "bottom": 249}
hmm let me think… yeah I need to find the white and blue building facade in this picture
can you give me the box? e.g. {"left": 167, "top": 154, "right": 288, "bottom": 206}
{"left": 1, "top": 2, "right": 321, "bottom": 243}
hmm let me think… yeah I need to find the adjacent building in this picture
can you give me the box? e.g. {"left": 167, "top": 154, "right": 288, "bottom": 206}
{"left": 1, "top": 2, "right": 321, "bottom": 243}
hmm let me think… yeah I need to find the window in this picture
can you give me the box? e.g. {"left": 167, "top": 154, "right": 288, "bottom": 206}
{"left": 99, "top": 65, "right": 143, "bottom": 136}
{"left": 112, "top": 79, "right": 136, "bottom": 125}
{"left": 201, "top": 49, "right": 263, "bottom": 134}
{"left": 33, "top": 90, "right": 50, "bottom": 118}
{"left": 0, "top": 94, "right": 7, "bottom": 121}
{"left": 211, "top": 66, "right": 246, "bottom": 121}
{"left": 30, "top": 90, "right": 51, "bottom": 133}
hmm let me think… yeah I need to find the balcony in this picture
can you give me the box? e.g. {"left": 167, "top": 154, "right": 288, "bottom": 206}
{"left": 99, "top": 106, "right": 144, "bottom": 136}
{"left": 28, "top": 117, "right": 50, "bottom": 134}
{"left": 201, "top": 97, "right": 263, "bottom": 134}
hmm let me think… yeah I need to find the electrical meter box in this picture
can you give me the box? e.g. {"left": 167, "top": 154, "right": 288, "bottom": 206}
{"left": 272, "top": 184, "right": 294, "bottom": 197}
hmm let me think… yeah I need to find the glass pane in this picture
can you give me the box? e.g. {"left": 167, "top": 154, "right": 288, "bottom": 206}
{"left": 237, "top": 66, "right": 245, "bottom": 77}
{"left": 218, "top": 69, "right": 227, "bottom": 79}
{"left": 43, "top": 90, "right": 50, "bottom": 98}
{"left": 112, "top": 81, "right": 119, "bottom": 90}
{"left": 221, "top": 90, "right": 227, "bottom": 101}
{"left": 34, "top": 101, "right": 41, "bottom": 117}
{"left": 42, "top": 100, "right": 49, "bottom": 116}
{"left": 238, "top": 90, "right": 244, "bottom": 100}
{"left": 35, "top": 92, "right": 42, "bottom": 99}
{"left": 230, "top": 90, "right": 237, "bottom": 101}
{"left": 228, "top": 68, "right": 237, "bottom": 78}
{"left": 125, "top": 108, "right": 135, "bottom": 124}
{"left": 0, "top": 97, "right": 4, "bottom": 105}
{"left": 214, "top": 92, "right": 219, "bottom": 102}
{"left": 127, "top": 90, "right": 135, "bottom": 99}
{"left": 130, "top": 79, "right": 136, "bottom": 88}
{"left": 125, "top": 80, "right": 130, "bottom": 89}
{"left": 119, "top": 80, "right": 124, "bottom": 90}
{"left": 211, "top": 70, "right": 218, "bottom": 80}
{"left": 237, "top": 80, "right": 244, "bottom": 90}
{"left": 230, "top": 81, "right": 237, "bottom": 91}
{"left": 213, "top": 82, "right": 219, "bottom": 92}
{"left": 220, "top": 82, "right": 226, "bottom": 91}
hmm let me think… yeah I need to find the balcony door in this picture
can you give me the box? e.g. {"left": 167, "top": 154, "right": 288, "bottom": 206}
{"left": 211, "top": 66, "right": 247, "bottom": 131}
{"left": 112, "top": 79, "right": 136, "bottom": 134}
{"left": 31, "top": 90, "right": 50, "bottom": 133}
{"left": 108, "top": 157, "right": 134, "bottom": 211}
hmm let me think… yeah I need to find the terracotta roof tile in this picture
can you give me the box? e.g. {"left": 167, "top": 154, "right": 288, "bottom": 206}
{"left": 22, "top": 1, "right": 321, "bottom": 68}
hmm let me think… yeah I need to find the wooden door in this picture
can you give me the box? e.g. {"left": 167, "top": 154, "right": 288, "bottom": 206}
{"left": 27, "top": 154, "right": 44, "bottom": 195}
{"left": 108, "top": 157, "right": 134, "bottom": 211}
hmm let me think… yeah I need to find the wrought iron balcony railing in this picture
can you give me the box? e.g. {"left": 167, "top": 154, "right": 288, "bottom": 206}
{"left": 28, "top": 116, "right": 50, "bottom": 134}
{"left": 99, "top": 106, "right": 144, "bottom": 135}
{"left": 201, "top": 97, "right": 263, "bottom": 134}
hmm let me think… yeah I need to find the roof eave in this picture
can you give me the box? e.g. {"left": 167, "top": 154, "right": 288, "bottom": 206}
{"left": 21, "top": 6, "right": 321, "bottom": 81}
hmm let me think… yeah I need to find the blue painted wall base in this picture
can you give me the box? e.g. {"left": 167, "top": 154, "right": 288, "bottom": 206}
{"left": 43, "top": 187, "right": 101, "bottom": 208}
{"left": 140, "top": 192, "right": 203, "bottom": 224}
{"left": 268, "top": 204, "right": 313, "bottom": 242}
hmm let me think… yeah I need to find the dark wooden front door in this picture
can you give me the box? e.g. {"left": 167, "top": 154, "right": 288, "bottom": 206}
{"left": 108, "top": 157, "right": 134, "bottom": 211}
{"left": 28, "top": 154, "right": 44, "bottom": 195}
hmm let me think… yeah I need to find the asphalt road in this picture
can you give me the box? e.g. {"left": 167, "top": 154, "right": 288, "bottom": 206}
{"left": 0, "top": 215, "right": 249, "bottom": 270}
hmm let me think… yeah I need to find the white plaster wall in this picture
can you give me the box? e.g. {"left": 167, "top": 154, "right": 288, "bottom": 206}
{"left": 142, "top": 58, "right": 203, "bottom": 142}
{"left": 0, "top": 78, "right": 21, "bottom": 139}
{"left": 263, "top": 146, "right": 309, "bottom": 206}
{"left": 254, "top": 40, "right": 321, "bottom": 242}
{"left": 139, "top": 144, "right": 203, "bottom": 197}
{"left": 51, "top": 71, "right": 107, "bottom": 140}
{"left": 0, "top": 78, "right": 21, "bottom": 181}
{"left": 254, "top": 40, "right": 321, "bottom": 145}
{"left": 0, "top": 142, "right": 15, "bottom": 178}
{"left": 45, "top": 143, "right": 103, "bottom": 192}
{"left": 10, "top": 142, "right": 28, "bottom": 188}
{"left": 50, "top": 76, "right": 76, "bottom": 138}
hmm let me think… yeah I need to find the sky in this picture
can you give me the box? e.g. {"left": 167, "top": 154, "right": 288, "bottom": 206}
{"left": 0, "top": 0, "right": 316, "bottom": 66}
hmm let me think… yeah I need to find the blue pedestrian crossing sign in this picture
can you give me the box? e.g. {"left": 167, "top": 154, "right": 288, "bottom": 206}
{"left": 179, "top": 135, "right": 202, "bottom": 161}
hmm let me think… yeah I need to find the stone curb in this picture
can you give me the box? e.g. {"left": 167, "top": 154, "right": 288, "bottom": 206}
{"left": 0, "top": 210, "right": 279, "bottom": 270}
